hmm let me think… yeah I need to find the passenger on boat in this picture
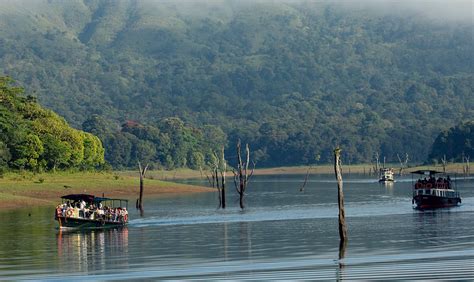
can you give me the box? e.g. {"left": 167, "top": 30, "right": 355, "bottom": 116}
{"left": 61, "top": 202, "right": 128, "bottom": 222}
{"left": 61, "top": 203, "right": 67, "bottom": 216}
{"left": 429, "top": 177, "right": 436, "bottom": 184}
{"left": 96, "top": 208, "right": 105, "bottom": 219}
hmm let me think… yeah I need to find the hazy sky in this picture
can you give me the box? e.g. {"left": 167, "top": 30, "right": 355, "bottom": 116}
{"left": 332, "top": 0, "right": 473, "bottom": 23}
{"left": 0, "top": 0, "right": 472, "bottom": 23}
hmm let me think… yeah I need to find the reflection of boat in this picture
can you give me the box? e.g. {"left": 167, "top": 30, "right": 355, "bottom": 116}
{"left": 379, "top": 168, "right": 394, "bottom": 182}
{"left": 55, "top": 194, "right": 129, "bottom": 229}
{"left": 411, "top": 170, "right": 461, "bottom": 209}
{"left": 57, "top": 228, "right": 129, "bottom": 273}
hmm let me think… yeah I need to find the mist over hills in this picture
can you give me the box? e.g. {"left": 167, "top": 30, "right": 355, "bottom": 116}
{"left": 0, "top": 0, "right": 473, "bottom": 167}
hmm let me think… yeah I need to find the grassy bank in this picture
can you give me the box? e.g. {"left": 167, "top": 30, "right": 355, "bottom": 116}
{"left": 2, "top": 163, "right": 468, "bottom": 210}
{"left": 0, "top": 171, "right": 211, "bottom": 210}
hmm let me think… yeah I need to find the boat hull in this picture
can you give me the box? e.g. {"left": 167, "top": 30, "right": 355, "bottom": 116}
{"left": 413, "top": 195, "right": 461, "bottom": 210}
{"left": 56, "top": 216, "right": 127, "bottom": 229}
{"left": 379, "top": 179, "right": 394, "bottom": 183}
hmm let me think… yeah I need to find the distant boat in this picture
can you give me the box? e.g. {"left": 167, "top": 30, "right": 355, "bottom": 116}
{"left": 379, "top": 168, "right": 394, "bottom": 182}
{"left": 55, "top": 194, "right": 129, "bottom": 229}
{"left": 411, "top": 170, "right": 461, "bottom": 209}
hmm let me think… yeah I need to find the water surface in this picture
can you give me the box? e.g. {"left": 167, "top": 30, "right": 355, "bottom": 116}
{"left": 1, "top": 174, "right": 473, "bottom": 280}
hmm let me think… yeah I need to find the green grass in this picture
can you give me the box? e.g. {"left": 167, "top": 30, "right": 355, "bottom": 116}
{"left": 2, "top": 162, "right": 469, "bottom": 209}
{"left": 0, "top": 171, "right": 210, "bottom": 210}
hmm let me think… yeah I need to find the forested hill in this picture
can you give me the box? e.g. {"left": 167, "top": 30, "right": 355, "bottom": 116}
{"left": 0, "top": 1, "right": 473, "bottom": 167}
{"left": 0, "top": 77, "right": 104, "bottom": 172}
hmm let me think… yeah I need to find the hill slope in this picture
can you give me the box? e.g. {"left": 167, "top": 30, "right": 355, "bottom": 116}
{"left": 0, "top": 77, "right": 104, "bottom": 172}
{"left": 0, "top": 0, "right": 473, "bottom": 166}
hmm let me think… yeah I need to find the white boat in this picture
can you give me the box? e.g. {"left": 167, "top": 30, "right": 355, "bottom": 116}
{"left": 379, "top": 168, "right": 394, "bottom": 182}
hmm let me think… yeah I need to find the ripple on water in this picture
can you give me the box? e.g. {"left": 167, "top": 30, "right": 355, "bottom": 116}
{"left": 1, "top": 175, "right": 473, "bottom": 280}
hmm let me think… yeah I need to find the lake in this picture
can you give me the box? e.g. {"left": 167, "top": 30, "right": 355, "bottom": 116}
{"left": 1, "top": 174, "right": 473, "bottom": 280}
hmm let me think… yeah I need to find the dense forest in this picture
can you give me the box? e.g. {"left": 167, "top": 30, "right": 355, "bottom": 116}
{"left": 0, "top": 1, "right": 472, "bottom": 167}
{"left": 82, "top": 115, "right": 225, "bottom": 169}
{"left": 0, "top": 77, "right": 104, "bottom": 172}
{"left": 429, "top": 121, "right": 474, "bottom": 163}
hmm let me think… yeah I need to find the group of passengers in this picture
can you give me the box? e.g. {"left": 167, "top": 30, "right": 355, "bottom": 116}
{"left": 416, "top": 176, "right": 451, "bottom": 189}
{"left": 56, "top": 200, "right": 128, "bottom": 222}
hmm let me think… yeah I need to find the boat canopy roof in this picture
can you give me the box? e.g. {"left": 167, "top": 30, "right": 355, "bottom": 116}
{"left": 61, "top": 194, "right": 128, "bottom": 203}
{"left": 410, "top": 170, "right": 444, "bottom": 176}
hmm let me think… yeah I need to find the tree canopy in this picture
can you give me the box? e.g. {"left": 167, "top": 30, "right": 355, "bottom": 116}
{"left": 0, "top": 1, "right": 472, "bottom": 167}
{"left": 429, "top": 121, "right": 474, "bottom": 162}
{"left": 0, "top": 77, "right": 104, "bottom": 172}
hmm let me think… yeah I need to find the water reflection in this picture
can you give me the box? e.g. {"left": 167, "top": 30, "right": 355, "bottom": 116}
{"left": 336, "top": 239, "right": 347, "bottom": 281}
{"left": 0, "top": 174, "right": 472, "bottom": 280}
{"left": 238, "top": 221, "right": 253, "bottom": 260}
{"left": 379, "top": 181, "right": 394, "bottom": 193}
{"left": 56, "top": 228, "right": 129, "bottom": 273}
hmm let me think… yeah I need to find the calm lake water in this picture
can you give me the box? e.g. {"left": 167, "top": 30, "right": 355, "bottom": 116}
{"left": 1, "top": 174, "right": 473, "bottom": 280}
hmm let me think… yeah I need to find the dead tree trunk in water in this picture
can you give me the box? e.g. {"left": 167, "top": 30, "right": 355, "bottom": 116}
{"left": 334, "top": 147, "right": 348, "bottom": 244}
{"left": 300, "top": 166, "right": 312, "bottom": 192}
{"left": 233, "top": 140, "right": 254, "bottom": 209}
{"left": 137, "top": 161, "right": 149, "bottom": 211}
{"left": 466, "top": 156, "right": 470, "bottom": 176}
{"left": 463, "top": 155, "right": 470, "bottom": 176}
{"left": 210, "top": 148, "right": 227, "bottom": 209}
{"left": 441, "top": 155, "right": 447, "bottom": 173}
{"left": 397, "top": 154, "right": 403, "bottom": 176}
{"left": 373, "top": 152, "right": 380, "bottom": 176}
{"left": 220, "top": 147, "right": 227, "bottom": 209}
{"left": 397, "top": 153, "right": 409, "bottom": 176}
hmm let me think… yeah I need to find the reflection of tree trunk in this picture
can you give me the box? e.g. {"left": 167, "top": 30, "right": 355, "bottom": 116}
{"left": 337, "top": 239, "right": 348, "bottom": 281}
{"left": 223, "top": 222, "right": 228, "bottom": 262}
{"left": 239, "top": 221, "right": 252, "bottom": 260}
{"left": 337, "top": 239, "right": 347, "bottom": 281}
{"left": 338, "top": 239, "right": 347, "bottom": 260}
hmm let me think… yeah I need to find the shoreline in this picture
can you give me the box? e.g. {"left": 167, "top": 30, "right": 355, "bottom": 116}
{"left": 0, "top": 172, "right": 212, "bottom": 211}
{"left": 1, "top": 163, "right": 469, "bottom": 210}
{"left": 119, "top": 163, "right": 471, "bottom": 180}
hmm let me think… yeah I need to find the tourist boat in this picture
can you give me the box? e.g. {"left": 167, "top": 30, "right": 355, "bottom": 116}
{"left": 411, "top": 170, "right": 461, "bottom": 209}
{"left": 379, "top": 168, "right": 395, "bottom": 182}
{"left": 55, "top": 194, "right": 129, "bottom": 229}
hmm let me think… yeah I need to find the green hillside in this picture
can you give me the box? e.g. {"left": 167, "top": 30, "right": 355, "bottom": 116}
{"left": 0, "top": 0, "right": 472, "bottom": 167}
{"left": 0, "top": 77, "right": 104, "bottom": 172}
{"left": 429, "top": 120, "right": 474, "bottom": 162}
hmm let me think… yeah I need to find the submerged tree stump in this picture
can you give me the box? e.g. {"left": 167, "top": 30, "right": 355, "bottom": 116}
{"left": 138, "top": 161, "right": 148, "bottom": 211}
{"left": 208, "top": 148, "right": 227, "bottom": 209}
{"left": 334, "top": 147, "right": 348, "bottom": 244}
